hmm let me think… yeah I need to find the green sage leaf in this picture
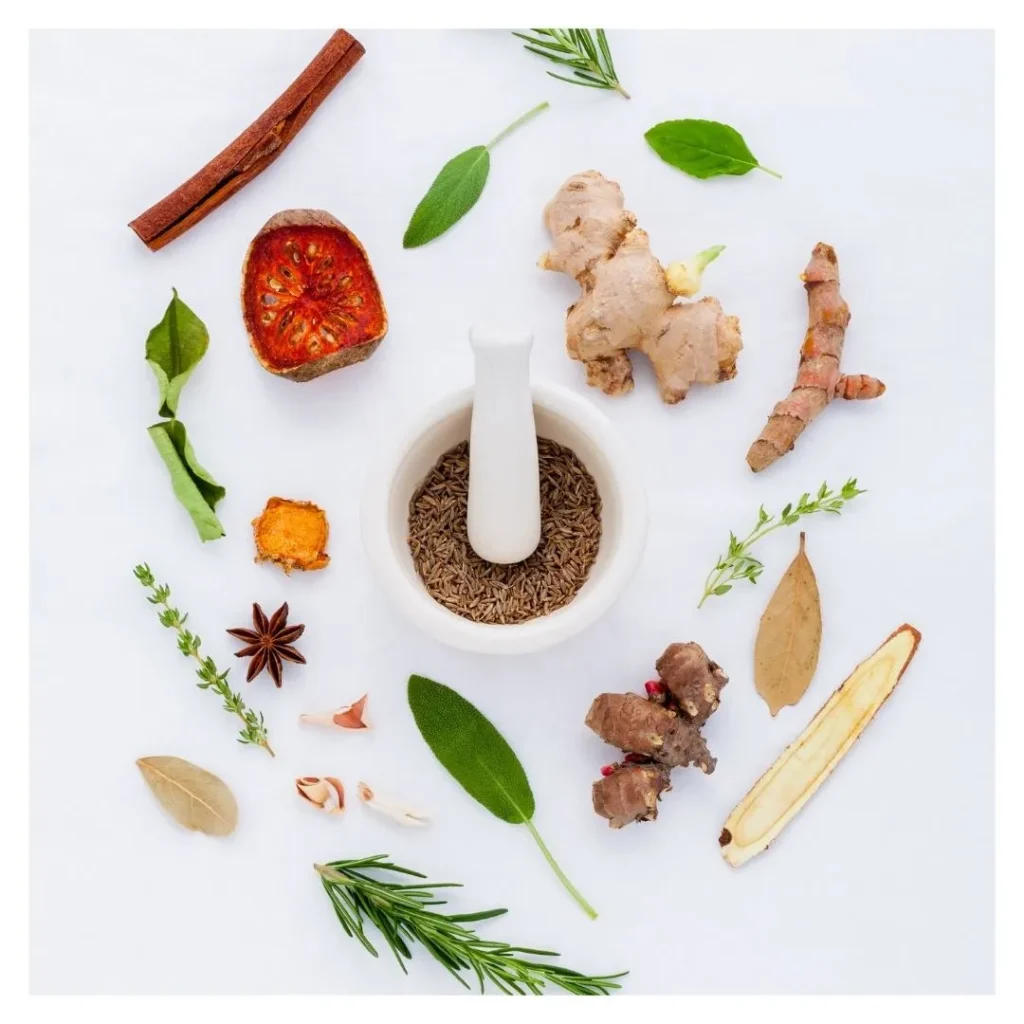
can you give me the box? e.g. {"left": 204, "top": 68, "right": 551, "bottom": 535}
{"left": 148, "top": 420, "right": 225, "bottom": 542}
{"left": 146, "top": 289, "right": 209, "bottom": 418}
{"left": 644, "top": 119, "right": 781, "bottom": 180}
{"left": 402, "top": 103, "right": 549, "bottom": 249}
{"left": 408, "top": 674, "right": 534, "bottom": 823}
{"left": 403, "top": 146, "right": 490, "bottom": 249}
{"left": 407, "top": 673, "right": 598, "bottom": 919}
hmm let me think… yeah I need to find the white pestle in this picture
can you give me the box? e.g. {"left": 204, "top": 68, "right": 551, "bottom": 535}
{"left": 467, "top": 327, "right": 542, "bottom": 564}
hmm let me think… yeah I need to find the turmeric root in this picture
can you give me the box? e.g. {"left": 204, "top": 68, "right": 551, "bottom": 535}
{"left": 585, "top": 641, "right": 728, "bottom": 829}
{"left": 746, "top": 243, "right": 885, "bottom": 472}
{"left": 252, "top": 497, "right": 330, "bottom": 573}
{"left": 540, "top": 170, "right": 742, "bottom": 404}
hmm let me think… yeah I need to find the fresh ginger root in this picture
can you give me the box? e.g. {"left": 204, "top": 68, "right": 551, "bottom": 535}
{"left": 585, "top": 642, "right": 728, "bottom": 828}
{"left": 540, "top": 171, "right": 743, "bottom": 403}
{"left": 746, "top": 243, "right": 885, "bottom": 472}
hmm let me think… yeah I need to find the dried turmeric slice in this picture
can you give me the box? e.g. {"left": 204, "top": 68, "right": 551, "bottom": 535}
{"left": 253, "top": 497, "right": 330, "bottom": 573}
{"left": 720, "top": 624, "right": 921, "bottom": 867}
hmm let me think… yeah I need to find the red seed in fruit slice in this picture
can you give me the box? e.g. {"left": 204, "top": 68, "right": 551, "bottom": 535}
{"left": 241, "top": 209, "right": 387, "bottom": 382}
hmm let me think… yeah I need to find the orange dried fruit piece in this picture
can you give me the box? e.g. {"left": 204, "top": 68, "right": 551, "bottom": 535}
{"left": 241, "top": 209, "right": 387, "bottom": 382}
{"left": 253, "top": 497, "right": 330, "bottom": 573}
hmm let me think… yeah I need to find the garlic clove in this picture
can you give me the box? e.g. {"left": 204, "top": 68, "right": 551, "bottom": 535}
{"left": 295, "top": 775, "right": 346, "bottom": 815}
{"left": 300, "top": 694, "right": 371, "bottom": 731}
{"left": 357, "top": 781, "right": 429, "bottom": 827}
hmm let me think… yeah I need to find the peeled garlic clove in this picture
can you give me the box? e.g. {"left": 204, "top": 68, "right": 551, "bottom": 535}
{"left": 295, "top": 775, "right": 346, "bottom": 815}
{"left": 300, "top": 694, "right": 371, "bottom": 731}
{"left": 357, "top": 781, "right": 429, "bottom": 827}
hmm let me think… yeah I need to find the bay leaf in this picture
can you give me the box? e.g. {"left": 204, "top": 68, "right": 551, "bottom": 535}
{"left": 753, "top": 532, "right": 822, "bottom": 716}
{"left": 136, "top": 755, "right": 238, "bottom": 836}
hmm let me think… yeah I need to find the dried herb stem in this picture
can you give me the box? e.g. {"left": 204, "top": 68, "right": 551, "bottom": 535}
{"left": 133, "top": 564, "right": 274, "bottom": 756}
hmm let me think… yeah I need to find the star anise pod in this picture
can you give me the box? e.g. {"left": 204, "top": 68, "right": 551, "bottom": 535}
{"left": 226, "top": 602, "right": 306, "bottom": 688}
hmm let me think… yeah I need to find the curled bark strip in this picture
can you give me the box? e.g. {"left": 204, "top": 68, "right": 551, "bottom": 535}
{"left": 129, "top": 30, "right": 364, "bottom": 251}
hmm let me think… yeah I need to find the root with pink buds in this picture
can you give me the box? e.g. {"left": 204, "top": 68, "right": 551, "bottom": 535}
{"left": 585, "top": 642, "right": 729, "bottom": 829}
{"left": 592, "top": 763, "right": 672, "bottom": 829}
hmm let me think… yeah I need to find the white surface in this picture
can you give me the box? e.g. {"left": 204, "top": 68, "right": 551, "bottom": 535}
{"left": 467, "top": 328, "right": 541, "bottom": 564}
{"left": 29, "top": 30, "right": 993, "bottom": 994}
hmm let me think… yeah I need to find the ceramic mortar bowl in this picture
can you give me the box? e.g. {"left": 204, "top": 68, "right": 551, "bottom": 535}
{"left": 361, "top": 382, "right": 648, "bottom": 655}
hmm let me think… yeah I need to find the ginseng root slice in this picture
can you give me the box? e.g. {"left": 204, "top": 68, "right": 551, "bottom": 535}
{"left": 719, "top": 624, "right": 921, "bottom": 868}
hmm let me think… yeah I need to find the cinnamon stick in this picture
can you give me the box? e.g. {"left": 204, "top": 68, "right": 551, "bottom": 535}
{"left": 129, "top": 30, "right": 364, "bottom": 252}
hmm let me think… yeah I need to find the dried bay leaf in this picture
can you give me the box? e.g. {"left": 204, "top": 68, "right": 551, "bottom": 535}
{"left": 136, "top": 756, "right": 238, "bottom": 836}
{"left": 754, "top": 532, "right": 821, "bottom": 715}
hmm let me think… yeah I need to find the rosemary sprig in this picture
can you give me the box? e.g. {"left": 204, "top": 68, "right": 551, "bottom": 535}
{"left": 314, "top": 855, "right": 626, "bottom": 995}
{"left": 514, "top": 29, "right": 629, "bottom": 99}
{"left": 133, "top": 564, "right": 274, "bottom": 756}
{"left": 698, "top": 479, "right": 866, "bottom": 608}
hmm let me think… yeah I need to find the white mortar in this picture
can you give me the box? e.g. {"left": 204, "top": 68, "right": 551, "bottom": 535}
{"left": 361, "top": 383, "right": 648, "bottom": 654}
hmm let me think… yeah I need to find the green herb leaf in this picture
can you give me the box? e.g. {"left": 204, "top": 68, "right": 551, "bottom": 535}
{"left": 147, "top": 420, "right": 225, "bottom": 542}
{"left": 403, "top": 102, "right": 549, "bottom": 249}
{"left": 645, "top": 119, "right": 781, "bottom": 180}
{"left": 408, "top": 674, "right": 534, "bottom": 823}
{"left": 698, "top": 480, "right": 864, "bottom": 607}
{"left": 408, "top": 675, "right": 596, "bottom": 918}
{"left": 145, "top": 289, "right": 209, "bottom": 418}
{"left": 133, "top": 565, "right": 274, "bottom": 755}
{"left": 403, "top": 146, "right": 490, "bottom": 249}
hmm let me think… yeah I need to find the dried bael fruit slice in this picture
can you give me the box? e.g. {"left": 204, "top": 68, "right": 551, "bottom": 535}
{"left": 242, "top": 209, "right": 387, "bottom": 381}
{"left": 253, "top": 496, "right": 330, "bottom": 573}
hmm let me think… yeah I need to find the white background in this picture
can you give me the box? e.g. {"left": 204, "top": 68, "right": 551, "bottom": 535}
{"left": 29, "top": 30, "right": 993, "bottom": 995}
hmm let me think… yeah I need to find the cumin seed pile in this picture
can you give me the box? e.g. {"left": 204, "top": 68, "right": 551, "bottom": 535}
{"left": 408, "top": 438, "right": 602, "bottom": 624}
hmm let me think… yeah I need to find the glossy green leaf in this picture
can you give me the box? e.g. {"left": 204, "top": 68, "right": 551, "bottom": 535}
{"left": 408, "top": 674, "right": 534, "bottom": 823}
{"left": 148, "top": 420, "right": 225, "bottom": 542}
{"left": 403, "top": 146, "right": 490, "bottom": 249}
{"left": 146, "top": 289, "right": 209, "bottom": 417}
{"left": 645, "top": 119, "right": 781, "bottom": 180}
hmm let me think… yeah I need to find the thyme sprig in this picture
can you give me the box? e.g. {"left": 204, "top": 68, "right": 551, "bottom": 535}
{"left": 315, "top": 855, "right": 626, "bottom": 995}
{"left": 133, "top": 564, "right": 274, "bottom": 756}
{"left": 698, "top": 479, "right": 865, "bottom": 608}
{"left": 514, "top": 29, "right": 629, "bottom": 99}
